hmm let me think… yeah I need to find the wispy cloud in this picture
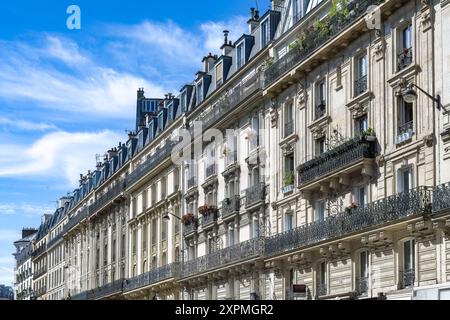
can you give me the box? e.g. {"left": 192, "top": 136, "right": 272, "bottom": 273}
{"left": 0, "top": 230, "right": 20, "bottom": 241}
{"left": 0, "top": 116, "right": 57, "bottom": 132}
{"left": 0, "top": 203, "right": 54, "bottom": 217}
{"left": 0, "top": 130, "right": 123, "bottom": 187}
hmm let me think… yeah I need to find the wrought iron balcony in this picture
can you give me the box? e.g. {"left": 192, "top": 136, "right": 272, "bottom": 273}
{"left": 398, "top": 47, "right": 413, "bottom": 71}
{"left": 314, "top": 103, "right": 326, "bottom": 120}
{"left": 88, "top": 278, "right": 124, "bottom": 300}
{"left": 200, "top": 209, "right": 218, "bottom": 228}
{"left": 265, "top": 187, "right": 432, "bottom": 257}
{"left": 396, "top": 121, "right": 414, "bottom": 144}
{"left": 222, "top": 196, "right": 241, "bottom": 219}
{"left": 400, "top": 268, "right": 415, "bottom": 289}
{"left": 63, "top": 206, "right": 89, "bottom": 234}
{"left": 356, "top": 277, "right": 368, "bottom": 295}
{"left": 33, "top": 267, "right": 47, "bottom": 280}
{"left": 46, "top": 233, "right": 63, "bottom": 249}
{"left": 206, "top": 164, "right": 216, "bottom": 178}
{"left": 126, "top": 141, "right": 177, "bottom": 189}
{"left": 190, "top": 72, "right": 262, "bottom": 134}
{"left": 181, "top": 237, "right": 263, "bottom": 278}
{"left": 432, "top": 182, "right": 450, "bottom": 213}
{"left": 123, "top": 262, "right": 180, "bottom": 293}
{"left": 245, "top": 183, "right": 266, "bottom": 207}
{"left": 354, "top": 75, "right": 368, "bottom": 96}
{"left": 187, "top": 176, "right": 197, "bottom": 189}
{"left": 298, "top": 135, "right": 376, "bottom": 188}
{"left": 31, "top": 244, "right": 47, "bottom": 259}
{"left": 89, "top": 179, "right": 126, "bottom": 217}
{"left": 284, "top": 120, "right": 294, "bottom": 137}
{"left": 264, "top": 0, "right": 383, "bottom": 87}
{"left": 70, "top": 291, "right": 88, "bottom": 300}
{"left": 183, "top": 219, "right": 198, "bottom": 237}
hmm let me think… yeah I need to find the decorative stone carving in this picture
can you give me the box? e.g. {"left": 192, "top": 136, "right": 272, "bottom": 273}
{"left": 372, "top": 37, "right": 386, "bottom": 61}
{"left": 296, "top": 85, "right": 307, "bottom": 109}
{"left": 420, "top": 5, "right": 432, "bottom": 32}
{"left": 270, "top": 106, "right": 278, "bottom": 128}
{"left": 311, "top": 125, "right": 326, "bottom": 140}
{"left": 423, "top": 134, "right": 434, "bottom": 147}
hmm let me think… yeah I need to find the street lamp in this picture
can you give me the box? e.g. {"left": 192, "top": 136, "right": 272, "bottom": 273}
{"left": 400, "top": 80, "right": 448, "bottom": 114}
{"left": 162, "top": 211, "right": 180, "bottom": 222}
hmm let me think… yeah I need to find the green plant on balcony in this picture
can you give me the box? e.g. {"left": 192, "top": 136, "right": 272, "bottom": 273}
{"left": 261, "top": 56, "right": 274, "bottom": 71}
{"left": 361, "top": 127, "right": 376, "bottom": 141}
{"left": 314, "top": 0, "right": 349, "bottom": 39}
{"left": 314, "top": 18, "right": 332, "bottom": 39}
{"left": 283, "top": 172, "right": 295, "bottom": 187}
{"left": 288, "top": 33, "right": 307, "bottom": 51}
{"left": 198, "top": 204, "right": 218, "bottom": 216}
{"left": 330, "top": 0, "right": 350, "bottom": 21}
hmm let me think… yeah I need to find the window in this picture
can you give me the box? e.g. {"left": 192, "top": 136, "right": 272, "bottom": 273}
{"left": 284, "top": 211, "right": 293, "bottom": 231}
{"left": 355, "top": 115, "right": 368, "bottom": 136}
{"left": 355, "top": 54, "right": 368, "bottom": 96}
{"left": 398, "top": 167, "right": 413, "bottom": 193}
{"left": 158, "top": 113, "right": 164, "bottom": 131}
{"left": 216, "top": 62, "right": 223, "bottom": 87}
{"left": 236, "top": 42, "right": 245, "bottom": 69}
{"left": 398, "top": 24, "right": 413, "bottom": 70}
{"left": 181, "top": 92, "right": 187, "bottom": 112}
{"left": 228, "top": 228, "right": 235, "bottom": 246}
{"left": 284, "top": 154, "right": 295, "bottom": 187}
{"left": 401, "top": 239, "right": 415, "bottom": 288}
{"left": 397, "top": 100, "right": 414, "bottom": 143}
{"left": 358, "top": 251, "right": 369, "bottom": 295}
{"left": 318, "top": 261, "right": 327, "bottom": 296}
{"left": 315, "top": 201, "right": 326, "bottom": 222}
{"left": 250, "top": 115, "right": 260, "bottom": 150}
{"left": 315, "top": 81, "right": 326, "bottom": 119}
{"left": 162, "top": 218, "right": 168, "bottom": 241}
{"left": 315, "top": 137, "right": 326, "bottom": 156}
{"left": 353, "top": 185, "right": 367, "bottom": 207}
{"left": 197, "top": 81, "right": 203, "bottom": 104}
{"left": 261, "top": 19, "right": 270, "bottom": 47}
{"left": 284, "top": 102, "right": 294, "bottom": 137}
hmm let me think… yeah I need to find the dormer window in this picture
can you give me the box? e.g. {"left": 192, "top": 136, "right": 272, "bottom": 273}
{"left": 261, "top": 19, "right": 270, "bottom": 47}
{"left": 236, "top": 42, "right": 245, "bottom": 69}
{"left": 181, "top": 92, "right": 187, "bottom": 112}
{"left": 216, "top": 62, "right": 223, "bottom": 87}
{"left": 158, "top": 113, "right": 164, "bottom": 131}
{"left": 197, "top": 81, "right": 204, "bottom": 104}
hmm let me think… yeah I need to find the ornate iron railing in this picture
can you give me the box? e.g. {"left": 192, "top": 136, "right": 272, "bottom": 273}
{"left": 398, "top": 47, "right": 413, "bottom": 71}
{"left": 432, "top": 182, "right": 450, "bottom": 213}
{"left": 46, "top": 233, "right": 63, "bottom": 249}
{"left": 187, "top": 176, "right": 197, "bottom": 189}
{"left": 354, "top": 75, "right": 368, "bottom": 96}
{"left": 265, "top": 187, "right": 432, "bottom": 257}
{"left": 183, "top": 220, "right": 198, "bottom": 236}
{"left": 89, "top": 179, "right": 126, "bottom": 216}
{"left": 88, "top": 278, "right": 124, "bottom": 300}
{"left": 206, "top": 164, "right": 216, "bottom": 178}
{"left": 31, "top": 244, "right": 47, "bottom": 259}
{"left": 190, "top": 72, "right": 262, "bottom": 134}
{"left": 400, "top": 268, "right": 415, "bottom": 289}
{"left": 245, "top": 183, "right": 266, "bottom": 207}
{"left": 264, "top": 0, "right": 383, "bottom": 87}
{"left": 222, "top": 196, "right": 241, "bottom": 219}
{"left": 63, "top": 206, "right": 89, "bottom": 234}
{"left": 126, "top": 141, "right": 177, "bottom": 188}
{"left": 315, "top": 103, "right": 326, "bottom": 120}
{"left": 70, "top": 291, "right": 88, "bottom": 300}
{"left": 356, "top": 277, "right": 368, "bottom": 295}
{"left": 123, "top": 263, "right": 180, "bottom": 292}
{"left": 284, "top": 120, "right": 294, "bottom": 137}
{"left": 33, "top": 267, "right": 47, "bottom": 280}
{"left": 201, "top": 211, "right": 218, "bottom": 228}
{"left": 181, "top": 237, "right": 263, "bottom": 278}
{"left": 298, "top": 135, "right": 376, "bottom": 185}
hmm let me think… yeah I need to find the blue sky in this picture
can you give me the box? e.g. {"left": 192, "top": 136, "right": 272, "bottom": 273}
{"left": 0, "top": 0, "right": 270, "bottom": 286}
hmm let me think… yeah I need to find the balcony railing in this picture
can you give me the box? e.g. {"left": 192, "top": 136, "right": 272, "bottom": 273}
{"left": 126, "top": 141, "right": 177, "bottom": 189}
{"left": 222, "top": 196, "right": 241, "bottom": 219}
{"left": 314, "top": 103, "right": 326, "bottom": 120}
{"left": 190, "top": 72, "right": 262, "bottom": 134}
{"left": 265, "top": 187, "right": 432, "bottom": 257}
{"left": 63, "top": 206, "right": 89, "bottom": 234}
{"left": 284, "top": 120, "right": 294, "bottom": 137}
{"left": 400, "top": 268, "right": 415, "bottom": 289}
{"left": 183, "top": 220, "right": 198, "bottom": 236}
{"left": 181, "top": 237, "right": 263, "bottom": 278}
{"left": 31, "top": 244, "right": 47, "bottom": 259}
{"left": 70, "top": 291, "right": 88, "bottom": 300}
{"left": 354, "top": 75, "right": 368, "bottom": 96}
{"left": 35, "top": 286, "right": 47, "bottom": 298}
{"left": 264, "top": 0, "right": 383, "bottom": 87}
{"left": 88, "top": 278, "right": 124, "bottom": 300}
{"left": 298, "top": 135, "right": 376, "bottom": 185}
{"left": 89, "top": 179, "right": 126, "bottom": 216}
{"left": 432, "top": 182, "right": 450, "bottom": 213}
{"left": 206, "top": 164, "right": 216, "bottom": 178}
{"left": 46, "top": 233, "right": 63, "bottom": 249}
{"left": 396, "top": 121, "right": 414, "bottom": 144}
{"left": 33, "top": 267, "right": 47, "bottom": 280}
{"left": 187, "top": 176, "right": 197, "bottom": 189}
{"left": 200, "top": 210, "right": 218, "bottom": 228}
{"left": 398, "top": 47, "right": 413, "bottom": 71}
{"left": 245, "top": 183, "right": 266, "bottom": 207}
{"left": 123, "top": 263, "right": 180, "bottom": 293}
{"left": 356, "top": 277, "right": 368, "bottom": 295}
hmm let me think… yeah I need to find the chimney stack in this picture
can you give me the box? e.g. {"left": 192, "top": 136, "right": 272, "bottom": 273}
{"left": 137, "top": 88, "right": 145, "bottom": 99}
{"left": 220, "top": 30, "right": 234, "bottom": 56}
{"left": 21, "top": 228, "right": 37, "bottom": 239}
{"left": 248, "top": 8, "right": 260, "bottom": 33}
{"left": 202, "top": 53, "right": 218, "bottom": 72}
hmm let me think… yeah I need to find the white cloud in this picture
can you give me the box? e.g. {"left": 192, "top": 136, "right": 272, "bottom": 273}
{"left": 0, "top": 204, "right": 54, "bottom": 216}
{"left": 0, "top": 116, "right": 57, "bottom": 132}
{"left": 0, "top": 130, "right": 123, "bottom": 187}
{"left": 0, "top": 36, "right": 166, "bottom": 119}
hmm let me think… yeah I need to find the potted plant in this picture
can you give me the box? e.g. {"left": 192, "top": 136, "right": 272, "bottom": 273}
{"left": 283, "top": 172, "right": 295, "bottom": 187}
{"left": 198, "top": 204, "right": 209, "bottom": 216}
{"left": 363, "top": 127, "right": 376, "bottom": 141}
{"left": 181, "top": 213, "right": 195, "bottom": 226}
